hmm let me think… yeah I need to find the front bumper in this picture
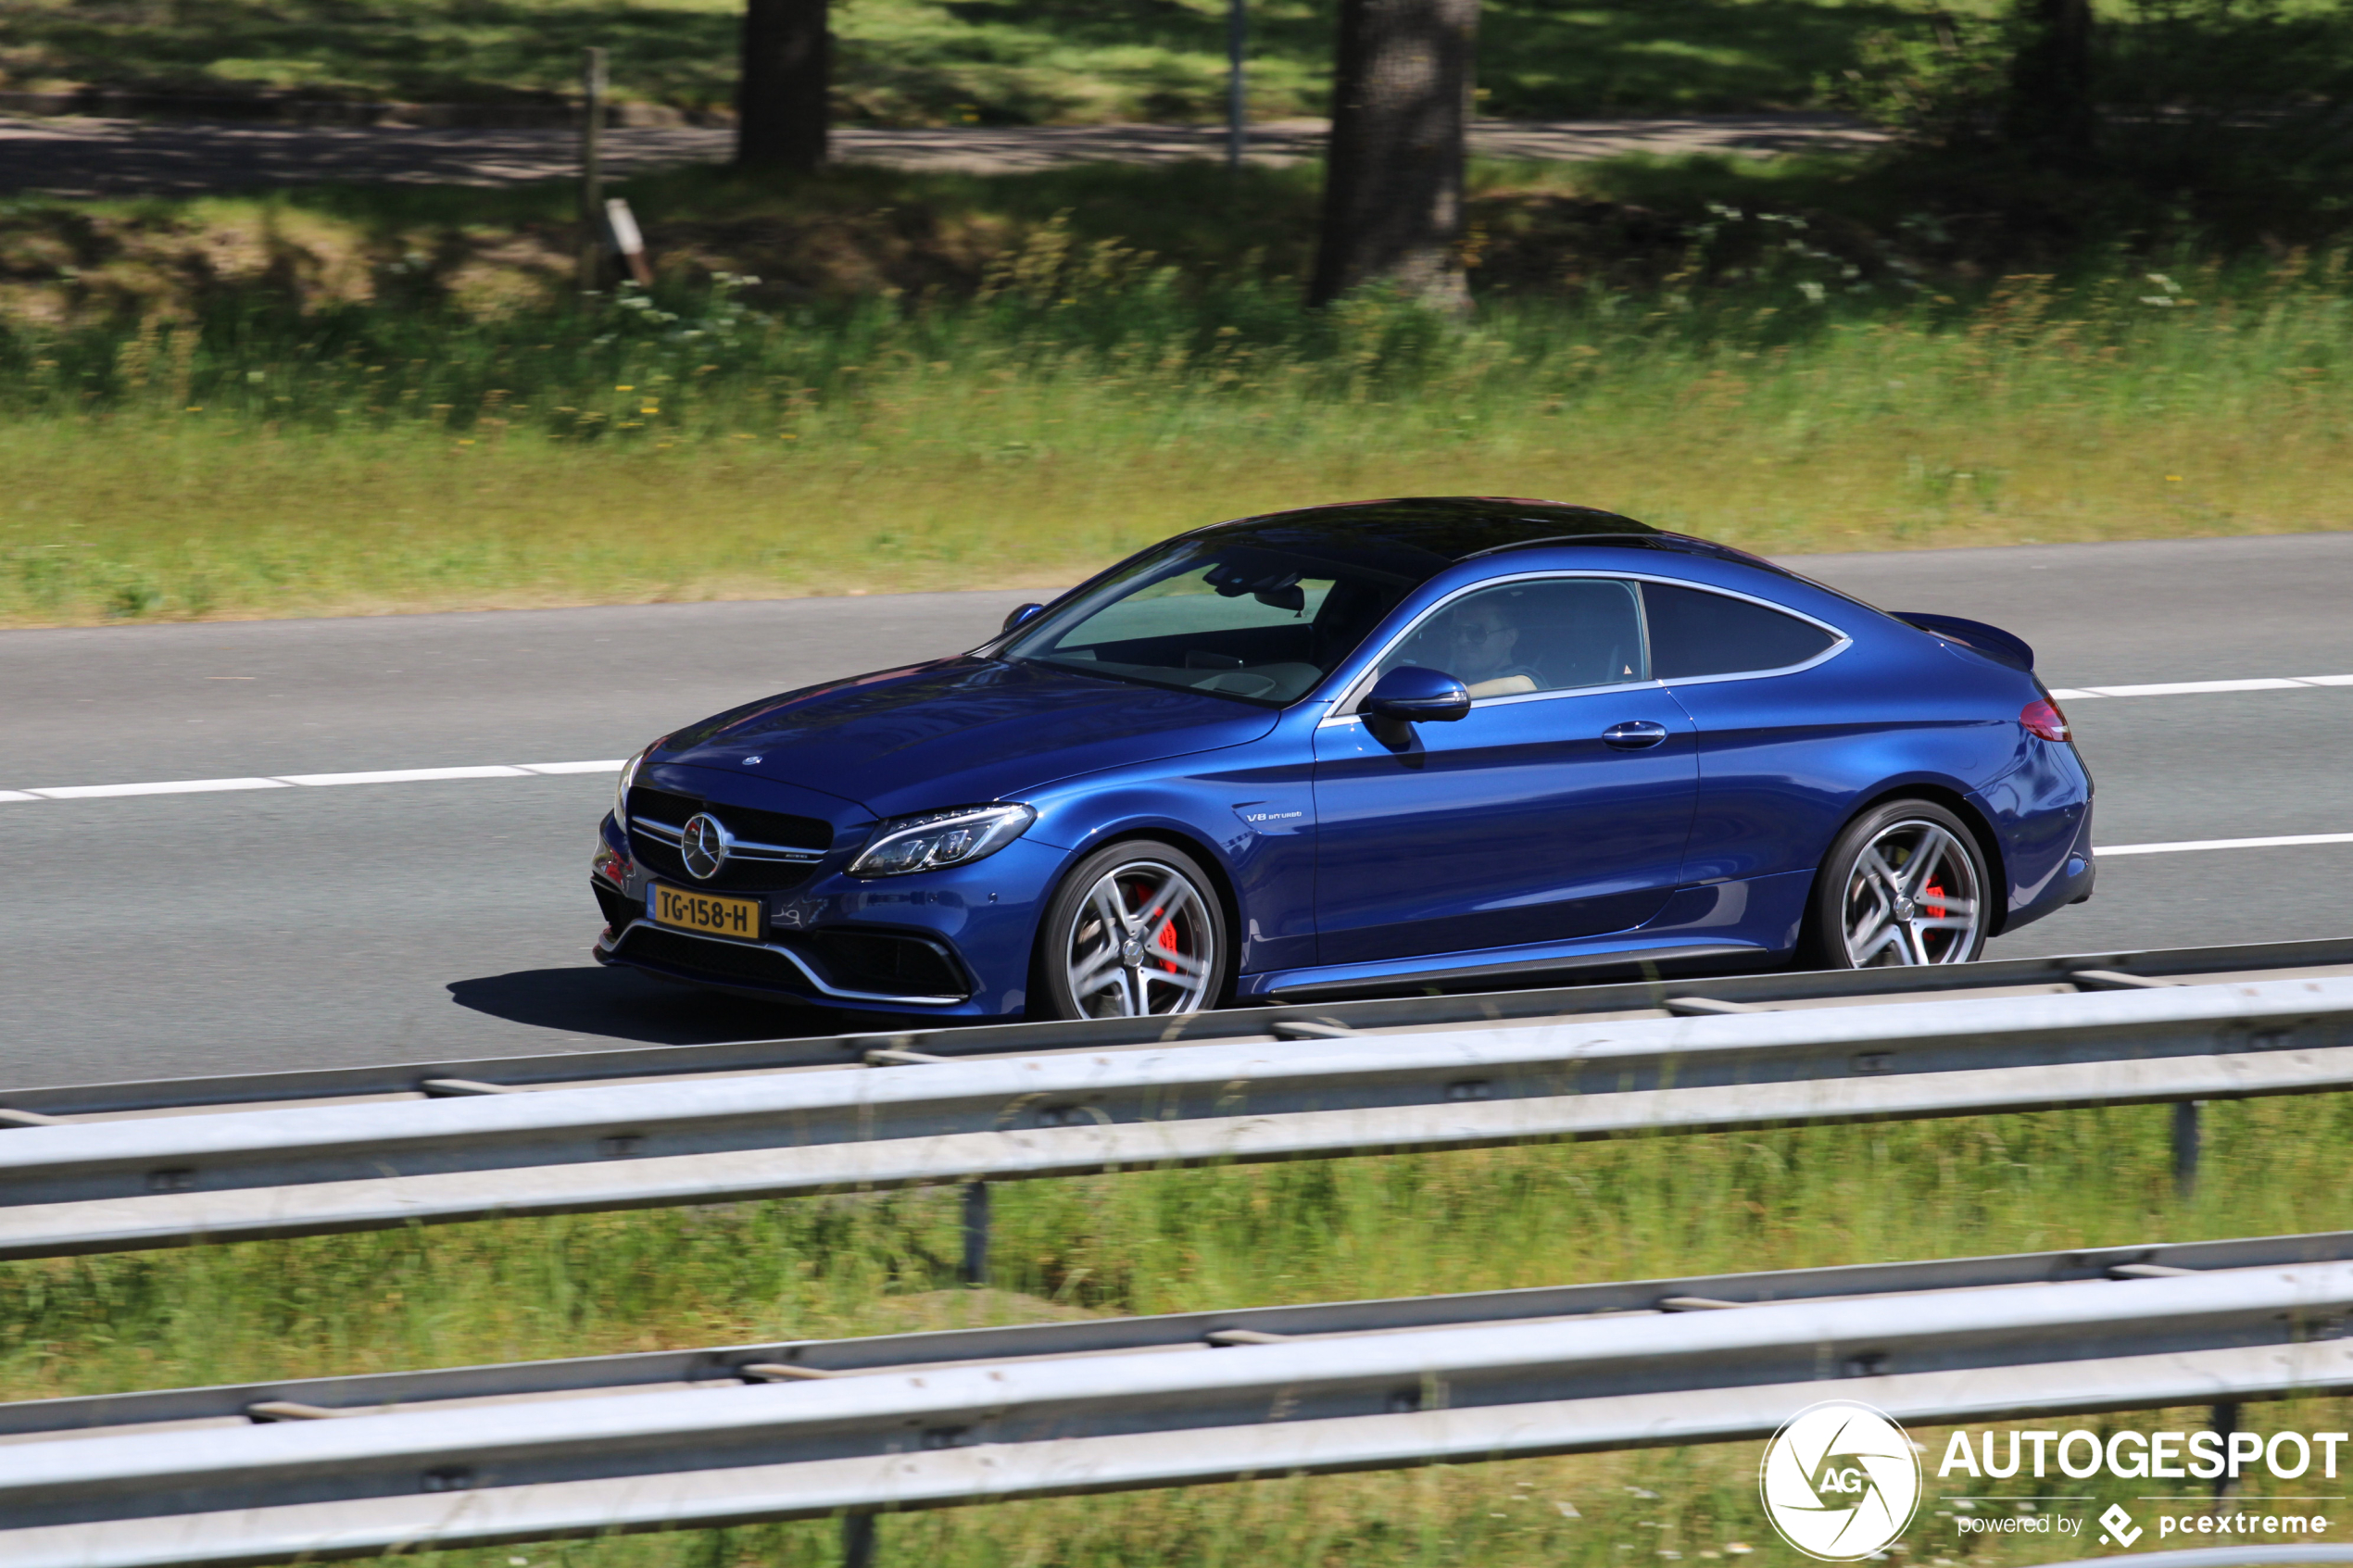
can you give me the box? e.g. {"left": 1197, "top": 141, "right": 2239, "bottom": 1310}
{"left": 591, "top": 812, "right": 1058, "bottom": 1018}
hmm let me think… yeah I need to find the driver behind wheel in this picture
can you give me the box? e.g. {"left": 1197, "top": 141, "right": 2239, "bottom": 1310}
{"left": 1446, "top": 598, "right": 1542, "bottom": 698}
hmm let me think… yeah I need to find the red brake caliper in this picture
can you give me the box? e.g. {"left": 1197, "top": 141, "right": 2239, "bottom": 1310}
{"left": 1922, "top": 881, "right": 1947, "bottom": 921}
{"left": 1131, "top": 881, "right": 1182, "bottom": 973}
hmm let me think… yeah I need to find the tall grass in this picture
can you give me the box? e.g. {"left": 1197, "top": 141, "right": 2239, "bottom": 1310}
{"left": 6, "top": 233, "right": 2350, "bottom": 625}
{"left": 9, "top": 1097, "right": 2353, "bottom": 1565}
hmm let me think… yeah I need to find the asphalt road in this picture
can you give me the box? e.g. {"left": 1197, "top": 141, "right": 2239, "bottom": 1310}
{"left": 6, "top": 532, "right": 2350, "bottom": 1090}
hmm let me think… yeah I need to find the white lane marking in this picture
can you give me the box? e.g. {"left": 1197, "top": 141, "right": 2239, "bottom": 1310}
{"left": 29, "top": 777, "right": 291, "bottom": 799}
{"left": 2100, "top": 832, "right": 2353, "bottom": 858}
{"left": 276, "top": 765, "right": 532, "bottom": 786}
{"left": 9, "top": 761, "right": 621, "bottom": 802}
{"left": 2050, "top": 673, "right": 2353, "bottom": 699}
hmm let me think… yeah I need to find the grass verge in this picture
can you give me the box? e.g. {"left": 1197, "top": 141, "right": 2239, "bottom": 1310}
{"left": 6, "top": 222, "right": 2349, "bottom": 623}
{"left": 8, "top": 1098, "right": 2353, "bottom": 1563}
{"left": 5, "top": 139, "right": 2351, "bottom": 629}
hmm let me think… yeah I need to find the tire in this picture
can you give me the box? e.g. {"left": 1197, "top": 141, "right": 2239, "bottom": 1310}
{"left": 1033, "top": 840, "right": 1232, "bottom": 1019}
{"left": 1803, "top": 799, "right": 1991, "bottom": 969}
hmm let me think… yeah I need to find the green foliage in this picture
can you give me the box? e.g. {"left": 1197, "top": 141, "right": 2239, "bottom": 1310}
{"left": 3, "top": 180, "right": 2347, "bottom": 435}
{"left": 1477, "top": 0, "right": 1947, "bottom": 119}
{"left": 1821, "top": 0, "right": 2353, "bottom": 257}
{"left": 0, "top": 0, "right": 2008, "bottom": 122}
{"left": 1821, "top": 7, "right": 2016, "bottom": 144}
{"left": 3, "top": 144, "right": 2351, "bottom": 623}
{"left": 3, "top": 195, "right": 2350, "bottom": 624}
{"left": 5, "top": 0, "right": 2350, "bottom": 144}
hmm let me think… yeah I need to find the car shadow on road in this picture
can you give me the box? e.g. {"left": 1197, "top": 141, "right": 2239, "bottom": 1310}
{"left": 447, "top": 965, "right": 844, "bottom": 1047}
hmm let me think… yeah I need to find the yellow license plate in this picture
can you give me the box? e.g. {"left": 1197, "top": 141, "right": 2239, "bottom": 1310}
{"left": 650, "top": 884, "right": 762, "bottom": 943}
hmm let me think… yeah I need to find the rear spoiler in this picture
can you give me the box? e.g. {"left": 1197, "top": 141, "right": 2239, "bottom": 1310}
{"left": 1894, "top": 611, "right": 2035, "bottom": 673}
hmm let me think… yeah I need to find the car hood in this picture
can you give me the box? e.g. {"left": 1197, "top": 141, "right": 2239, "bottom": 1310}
{"left": 655, "top": 657, "right": 1283, "bottom": 820}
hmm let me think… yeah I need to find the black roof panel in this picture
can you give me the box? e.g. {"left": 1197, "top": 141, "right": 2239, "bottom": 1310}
{"left": 1188, "top": 495, "right": 1798, "bottom": 588}
{"left": 1202, "top": 495, "right": 1653, "bottom": 566}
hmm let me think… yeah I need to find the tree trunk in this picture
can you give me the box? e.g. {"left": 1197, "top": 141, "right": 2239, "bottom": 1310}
{"left": 736, "top": 0, "right": 828, "bottom": 172}
{"left": 2004, "top": 0, "right": 2095, "bottom": 165}
{"left": 1309, "top": 0, "right": 1478, "bottom": 309}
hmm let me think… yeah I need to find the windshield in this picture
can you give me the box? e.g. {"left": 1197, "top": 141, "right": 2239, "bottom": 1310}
{"left": 1000, "top": 540, "right": 1417, "bottom": 706}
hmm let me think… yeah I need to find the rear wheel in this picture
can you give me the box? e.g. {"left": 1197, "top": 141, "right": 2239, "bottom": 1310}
{"left": 1034, "top": 841, "right": 1230, "bottom": 1019}
{"left": 1806, "top": 800, "right": 1990, "bottom": 969}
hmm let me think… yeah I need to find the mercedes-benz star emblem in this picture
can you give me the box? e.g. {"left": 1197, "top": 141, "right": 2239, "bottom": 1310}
{"left": 680, "top": 812, "right": 731, "bottom": 881}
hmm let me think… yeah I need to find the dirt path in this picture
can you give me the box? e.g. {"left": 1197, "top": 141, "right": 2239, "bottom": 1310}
{"left": 0, "top": 113, "right": 1881, "bottom": 198}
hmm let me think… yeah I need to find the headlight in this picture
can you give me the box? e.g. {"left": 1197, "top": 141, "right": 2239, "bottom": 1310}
{"left": 614, "top": 741, "right": 658, "bottom": 828}
{"left": 849, "top": 803, "right": 1036, "bottom": 878}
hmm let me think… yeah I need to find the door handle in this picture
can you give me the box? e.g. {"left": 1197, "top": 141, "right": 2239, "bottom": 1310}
{"left": 1601, "top": 720, "right": 1670, "bottom": 750}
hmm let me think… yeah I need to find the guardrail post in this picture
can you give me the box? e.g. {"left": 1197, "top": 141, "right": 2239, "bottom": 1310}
{"left": 2174, "top": 1100, "right": 2203, "bottom": 1198}
{"left": 842, "top": 1512, "right": 876, "bottom": 1568}
{"left": 2212, "top": 1400, "right": 2241, "bottom": 1502}
{"left": 963, "top": 1181, "right": 990, "bottom": 1286}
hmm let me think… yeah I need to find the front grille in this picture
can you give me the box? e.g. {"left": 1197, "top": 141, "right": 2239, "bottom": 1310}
{"left": 801, "top": 930, "right": 968, "bottom": 997}
{"left": 631, "top": 834, "right": 808, "bottom": 891}
{"left": 614, "top": 923, "right": 970, "bottom": 1001}
{"left": 628, "top": 788, "right": 832, "bottom": 850}
{"left": 625, "top": 785, "right": 834, "bottom": 892}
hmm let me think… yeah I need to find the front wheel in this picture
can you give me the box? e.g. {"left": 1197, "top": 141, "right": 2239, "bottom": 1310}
{"left": 1034, "top": 841, "right": 1231, "bottom": 1019}
{"left": 1806, "top": 800, "right": 1991, "bottom": 969}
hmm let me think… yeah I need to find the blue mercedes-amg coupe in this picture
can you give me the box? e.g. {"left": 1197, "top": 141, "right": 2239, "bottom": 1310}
{"left": 592, "top": 497, "right": 2094, "bottom": 1019}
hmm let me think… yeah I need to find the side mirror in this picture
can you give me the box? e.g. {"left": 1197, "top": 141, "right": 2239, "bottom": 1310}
{"left": 1363, "top": 665, "right": 1471, "bottom": 723}
{"left": 1000, "top": 602, "right": 1045, "bottom": 633}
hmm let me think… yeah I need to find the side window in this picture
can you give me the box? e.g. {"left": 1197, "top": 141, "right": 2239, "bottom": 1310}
{"left": 1642, "top": 583, "right": 1837, "bottom": 679}
{"left": 1378, "top": 579, "right": 1647, "bottom": 700}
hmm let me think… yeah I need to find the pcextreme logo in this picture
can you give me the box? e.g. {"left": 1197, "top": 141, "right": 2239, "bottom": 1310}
{"left": 1759, "top": 1399, "right": 1925, "bottom": 1562}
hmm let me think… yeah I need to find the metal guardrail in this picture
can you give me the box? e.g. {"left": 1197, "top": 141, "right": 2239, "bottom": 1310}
{"left": 2, "top": 975, "right": 2351, "bottom": 1259}
{"left": 9, "top": 934, "right": 2353, "bottom": 1123}
{"left": 7, "top": 1236, "right": 2353, "bottom": 1566}
{"left": 9, "top": 1227, "right": 2348, "bottom": 1440}
{"left": 12, "top": 941, "right": 2353, "bottom": 1562}
{"left": 13, "top": 968, "right": 2353, "bottom": 1260}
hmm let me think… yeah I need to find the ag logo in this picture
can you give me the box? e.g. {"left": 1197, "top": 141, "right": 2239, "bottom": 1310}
{"left": 1758, "top": 1399, "right": 1922, "bottom": 1561}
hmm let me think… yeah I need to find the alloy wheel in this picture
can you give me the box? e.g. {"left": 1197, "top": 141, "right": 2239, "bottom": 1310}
{"left": 1840, "top": 819, "right": 1983, "bottom": 966}
{"left": 1062, "top": 859, "right": 1219, "bottom": 1017}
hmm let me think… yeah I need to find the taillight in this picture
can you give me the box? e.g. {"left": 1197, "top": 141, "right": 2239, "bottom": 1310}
{"left": 2021, "top": 697, "right": 2070, "bottom": 743}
